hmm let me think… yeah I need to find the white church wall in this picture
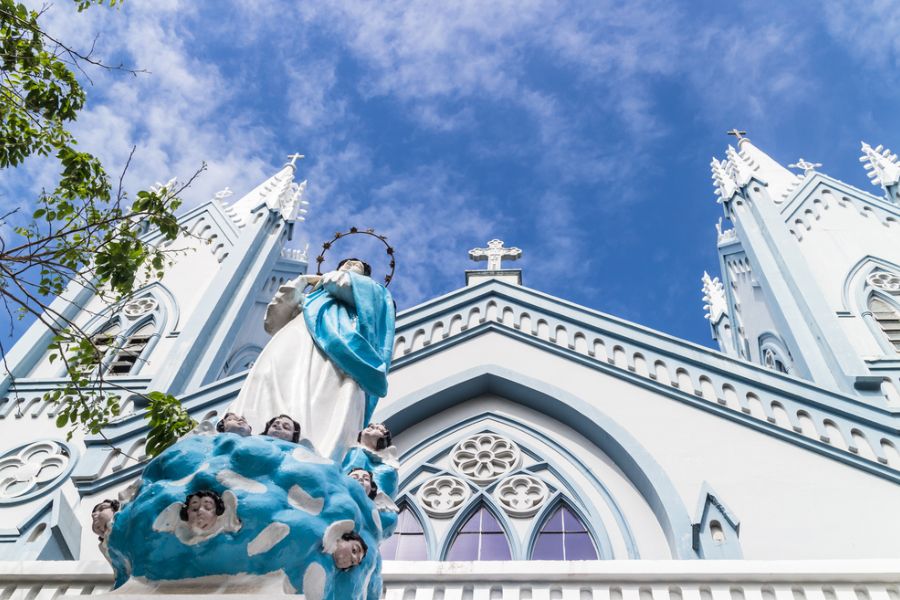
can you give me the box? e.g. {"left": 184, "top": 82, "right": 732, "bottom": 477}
{"left": 22, "top": 220, "right": 223, "bottom": 381}
{"left": 381, "top": 330, "right": 900, "bottom": 559}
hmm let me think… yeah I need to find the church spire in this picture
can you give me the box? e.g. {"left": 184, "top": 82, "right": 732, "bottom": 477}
{"left": 859, "top": 141, "right": 900, "bottom": 203}
{"left": 709, "top": 137, "right": 800, "bottom": 204}
{"left": 221, "top": 154, "right": 310, "bottom": 227}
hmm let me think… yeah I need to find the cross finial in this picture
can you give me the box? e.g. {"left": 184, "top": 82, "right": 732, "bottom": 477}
{"left": 468, "top": 239, "right": 522, "bottom": 271}
{"left": 726, "top": 129, "right": 747, "bottom": 140}
{"left": 788, "top": 158, "right": 822, "bottom": 175}
{"left": 286, "top": 152, "right": 305, "bottom": 168}
{"left": 214, "top": 186, "right": 233, "bottom": 200}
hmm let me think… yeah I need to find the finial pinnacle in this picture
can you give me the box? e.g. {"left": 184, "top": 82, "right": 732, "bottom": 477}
{"left": 468, "top": 239, "right": 522, "bottom": 271}
{"left": 726, "top": 128, "right": 747, "bottom": 141}
{"left": 788, "top": 158, "right": 822, "bottom": 175}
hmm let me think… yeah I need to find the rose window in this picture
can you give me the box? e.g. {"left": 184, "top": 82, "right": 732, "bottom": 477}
{"left": 0, "top": 441, "right": 71, "bottom": 502}
{"left": 417, "top": 476, "right": 469, "bottom": 517}
{"left": 868, "top": 272, "right": 900, "bottom": 294}
{"left": 451, "top": 434, "right": 521, "bottom": 484}
{"left": 123, "top": 297, "right": 157, "bottom": 318}
{"left": 495, "top": 474, "right": 549, "bottom": 517}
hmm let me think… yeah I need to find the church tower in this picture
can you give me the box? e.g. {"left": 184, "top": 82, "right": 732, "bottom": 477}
{"left": 705, "top": 135, "right": 900, "bottom": 406}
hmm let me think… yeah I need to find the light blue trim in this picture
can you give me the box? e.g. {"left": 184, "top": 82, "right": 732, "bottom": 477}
{"left": 843, "top": 256, "right": 900, "bottom": 359}
{"left": 394, "top": 415, "right": 627, "bottom": 559}
{"left": 375, "top": 364, "right": 697, "bottom": 559}
{"left": 691, "top": 482, "right": 742, "bottom": 559}
{"left": 0, "top": 492, "right": 80, "bottom": 560}
{"left": 220, "top": 344, "right": 263, "bottom": 377}
{"left": 387, "top": 497, "right": 436, "bottom": 560}
{"left": 758, "top": 332, "right": 794, "bottom": 374}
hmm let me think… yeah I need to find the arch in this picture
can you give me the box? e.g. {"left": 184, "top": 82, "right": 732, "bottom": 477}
{"left": 757, "top": 332, "right": 793, "bottom": 374}
{"left": 442, "top": 501, "right": 513, "bottom": 561}
{"left": 868, "top": 295, "right": 900, "bottom": 354}
{"left": 221, "top": 344, "right": 263, "bottom": 377}
{"left": 528, "top": 497, "right": 599, "bottom": 560}
{"left": 379, "top": 365, "right": 696, "bottom": 559}
{"left": 381, "top": 502, "right": 429, "bottom": 561}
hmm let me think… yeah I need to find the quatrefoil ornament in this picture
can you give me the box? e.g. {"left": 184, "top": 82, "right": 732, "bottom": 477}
{"left": 0, "top": 441, "right": 71, "bottom": 502}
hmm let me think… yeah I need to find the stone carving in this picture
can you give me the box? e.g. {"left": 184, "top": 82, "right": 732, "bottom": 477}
{"left": 0, "top": 440, "right": 70, "bottom": 501}
{"left": 451, "top": 434, "right": 521, "bottom": 484}
{"left": 108, "top": 433, "right": 383, "bottom": 598}
{"left": 357, "top": 422, "right": 392, "bottom": 452}
{"left": 263, "top": 414, "right": 301, "bottom": 443}
{"left": 417, "top": 475, "right": 470, "bottom": 517}
{"left": 216, "top": 413, "right": 252, "bottom": 436}
{"left": 92, "top": 498, "right": 120, "bottom": 541}
{"left": 228, "top": 258, "right": 395, "bottom": 463}
{"left": 495, "top": 474, "right": 548, "bottom": 517}
{"left": 323, "top": 521, "right": 368, "bottom": 571}
{"left": 348, "top": 468, "right": 377, "bottom": 500}
{"left": 868, "top": 271, "right": 900, "bottom": 293}
{"left": 123, "top": 297, "right": 157, "bottom": 318}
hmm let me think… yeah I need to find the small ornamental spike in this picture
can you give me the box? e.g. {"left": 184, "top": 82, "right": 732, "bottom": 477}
{"left": 860, "top": 141, "right": 900, "bottom": 189}
{"left": 710, "top": 157, "right": 738, "bottom": 203}
{"left": 701, "top": 271, "right": 728, "bottom": 322}
{"left": 725, "top": 145, "right": 755, "bottom": 186}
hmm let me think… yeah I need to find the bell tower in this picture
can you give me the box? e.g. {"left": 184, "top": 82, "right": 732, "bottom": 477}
{"left": 704, "top": 135, "right": 900, "bottom": 406}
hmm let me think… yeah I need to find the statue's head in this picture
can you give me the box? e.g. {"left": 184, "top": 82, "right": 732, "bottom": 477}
{"left": 348, "top": 468, "right": 378, "bottom": 499}
{"left": 91, "top": 499, "right": 120, "bottom": 540}
{"left": 216, "top": 412, "right": 252, "bottom": 436}
{"left": 263, "top": 414, "right": 301, "bottom": 443}
{"left": 338, "top": 257, "right": 372, "bottom": 277}
{"left": 358, "top": 422, "right": 392, "bottom": 451}
{"left": 179, "top": 490, "right": 225, "bottom": 531}
{"left": 332, "top": 531, "right": 368, "bottom": 570}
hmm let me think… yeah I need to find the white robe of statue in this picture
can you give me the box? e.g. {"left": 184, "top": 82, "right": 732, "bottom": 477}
{"left": 228, "top": 270, "right": 365, "bottom": 461}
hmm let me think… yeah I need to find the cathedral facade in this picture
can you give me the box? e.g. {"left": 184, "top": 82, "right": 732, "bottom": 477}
{"left": 1, "top": 138, "right": 899, "bottom": 597}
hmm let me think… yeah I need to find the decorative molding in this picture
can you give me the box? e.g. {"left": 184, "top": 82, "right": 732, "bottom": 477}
{"left": 0, "top": 441, "right": 74, "bottom": 505}
{"left": 495, "top": 474, "right": 548, "bottom": 518}
{"left": 451, "top": 434, "right": 521, "bottom": 484}
{"left": 416, "top": 475, "right": 470, "bottom": 517}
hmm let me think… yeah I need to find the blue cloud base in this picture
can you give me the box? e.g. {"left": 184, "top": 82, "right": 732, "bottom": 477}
{"left": 106, "top": 433, "right": 381, "bottom": 599}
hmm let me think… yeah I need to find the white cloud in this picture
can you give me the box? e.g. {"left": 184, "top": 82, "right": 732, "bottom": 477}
{"left": 822, "top": 1, "right": 900, "bottom": 75}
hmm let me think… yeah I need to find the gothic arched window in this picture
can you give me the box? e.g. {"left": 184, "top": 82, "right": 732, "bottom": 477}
{"left": 762, "top": 348, "right": 788, "bottom": 374}
{"left": 445, "top": 505, "right": 511, "bottom": 561}
{"left": 869, "top": 296, "right": 900, "bottom": 353}
{"left": 381, "top": 506, "right": 427, "bottom": 561}
{"left": 531, "top": 504, "right": 597, "bottom": 560}
{"left": 107, "top": 321, "right": 155, "bottom": 375}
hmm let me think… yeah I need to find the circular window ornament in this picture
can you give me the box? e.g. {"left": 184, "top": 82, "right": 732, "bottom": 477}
{"left": 495, "top": 474, "right": 548, "bottom": 517}
{"left": 0, "top": 441, "right": 73, "bottom": 504}
{"left": 451, "top": 434, "right": 521, "bottom": 484}
{"left": 417, "top": 475, "right": 470, "bottom": 517}
{"left": 868, "top": 272, "right": 900, "bottom": 294}
{"left": 123, "top": 297, "right": 157, "bottom": 318}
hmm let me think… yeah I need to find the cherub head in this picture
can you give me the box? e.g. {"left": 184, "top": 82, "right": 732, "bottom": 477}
{"left": 338, "top": 257, "right": 372, "bottom": 277}
{"left": 179, "top": 490, "right": 225, "bottom": 532}
{"left": 263, "top": 414, "right": 301, "bottom": 443}
{"left": 91, "top": 499, "right": 120, "bottom": 541}
{"left": 348, "top": 468, "right": 378, "bottom": 500}
{"left": 357, "top": 422, "right": 392, "bottom": 451}
{"left": 216, "top": 412, "right": 252, "bottom": 436}
{"left": 332, "top": 531, "right": 367, "bottom": 570}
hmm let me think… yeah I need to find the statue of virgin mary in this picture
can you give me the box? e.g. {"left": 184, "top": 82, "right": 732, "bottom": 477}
{"left": 227, "top": 258, "right": 395, "bottom": 461}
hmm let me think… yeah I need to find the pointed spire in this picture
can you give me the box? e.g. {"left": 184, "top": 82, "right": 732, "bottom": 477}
{"left": 226, "top": 161, "right": 311, "bottom": 227}
{"left": 859, "top": 141, "right": 900, "bottom": 197}
{"left": 732, "top": 139, "right": 800, "bottom": 200}
{"left": 702, "top": 271, "right": 728, "bottom": 322}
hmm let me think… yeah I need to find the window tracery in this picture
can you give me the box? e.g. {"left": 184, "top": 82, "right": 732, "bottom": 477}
{"left": 379, "top": 505, "right": 427, "bottom": 560}
{"left": 444, "top": 505, "right": 511, "bottom": 561}
{"left": 451, "top": 433, "right": 520, "bottom": 484}
{"left": 867, "top": 271, "right": 900, "bottom": 294}
{"left": 531, "top": 504, "right": 597, "bottom": 560}
{"left": 869, "top": 296, "right": 900, "bottom": 353}
{"left": 417, "top": 475, "right": 469, "bottom": 517}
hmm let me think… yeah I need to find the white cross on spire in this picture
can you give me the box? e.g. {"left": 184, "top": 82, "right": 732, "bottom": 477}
{"left": 286, "top": 152, "right": 305, "bottom": 168}
{"left": 468, "top": 239, "right": 522, "bottom": 271}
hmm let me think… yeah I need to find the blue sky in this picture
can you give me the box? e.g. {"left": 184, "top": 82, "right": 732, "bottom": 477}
{"left": 2, "top": 0, "right": 899, "bottom": 350}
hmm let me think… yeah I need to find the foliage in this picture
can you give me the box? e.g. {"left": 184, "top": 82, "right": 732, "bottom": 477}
{"left": 144, "top": 392, "right": 196, "bottom": 457}
{"left": 0, "top": 0, "right": 201, "bottom": 458}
